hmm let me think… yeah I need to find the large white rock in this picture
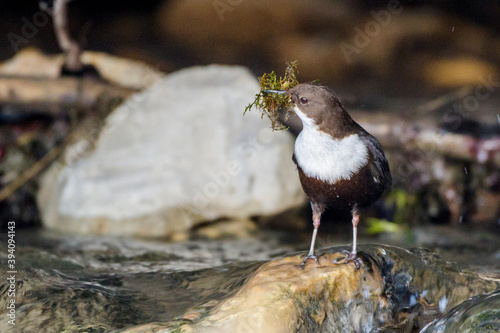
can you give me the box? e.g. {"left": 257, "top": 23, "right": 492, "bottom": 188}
{"left": 37, "top": 65, "right": 305, "bottom": 236}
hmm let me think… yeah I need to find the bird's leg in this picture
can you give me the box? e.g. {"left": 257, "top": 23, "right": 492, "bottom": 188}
{"left": 351, "top": 211, "right": 359, "bottom": 256}
{"left": 343, "top": 206, "right": 363, "bottom": 269}
{"left": 299, "top": 203, "right": 323, "bottom": 268}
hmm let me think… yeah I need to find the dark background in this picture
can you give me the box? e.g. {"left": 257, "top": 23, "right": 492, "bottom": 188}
{"left": 2, "top": 0, "right": 500, "bottom": 89}
{"left": 1, "top": 0, "right": 499, "bottom": 229}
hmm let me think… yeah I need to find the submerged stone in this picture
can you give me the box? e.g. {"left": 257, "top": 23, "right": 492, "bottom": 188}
{"left": 421, "top": 288, "right": 500, "bottom": 333}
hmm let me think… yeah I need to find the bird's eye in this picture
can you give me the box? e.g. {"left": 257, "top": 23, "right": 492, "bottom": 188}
{"left": 299, "top": 97, "right": 308, "bottom": 104}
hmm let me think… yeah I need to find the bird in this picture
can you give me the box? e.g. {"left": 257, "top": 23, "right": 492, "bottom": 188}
{"left": 266, "top": 83, "right": 391, "bottom": 267}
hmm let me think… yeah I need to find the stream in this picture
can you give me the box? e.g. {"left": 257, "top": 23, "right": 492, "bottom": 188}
{"left": 0, "top": 225, "right": 498, "bottom": 332}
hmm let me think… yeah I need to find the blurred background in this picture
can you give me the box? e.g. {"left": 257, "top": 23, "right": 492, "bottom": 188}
{"left": 2, "top": 0, "right": 500, "bottom": 90}
{"left": 0, "top": 0, "right": 499, "bottom": 233}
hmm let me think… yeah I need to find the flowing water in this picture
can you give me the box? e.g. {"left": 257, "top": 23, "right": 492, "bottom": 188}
{"left": 0, "top": 226, "right": 499, "bottom": 332}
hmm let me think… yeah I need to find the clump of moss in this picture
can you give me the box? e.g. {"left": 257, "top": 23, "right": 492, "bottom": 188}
{"left": 245, "top": 61, "right": 300, "bottom": 130}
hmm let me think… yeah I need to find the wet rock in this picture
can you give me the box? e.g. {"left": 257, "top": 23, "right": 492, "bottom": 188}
{"left": 180, "top": 253, "right": 387, "bottom": 333}
{"left": 172, "top": 247, "right": 499, "bottom": 332}
{"left": 37, "top": 65, "right": 304, "bottom": 236}
{"left": 123, "top": 245, "right": 499, "bottom": 333}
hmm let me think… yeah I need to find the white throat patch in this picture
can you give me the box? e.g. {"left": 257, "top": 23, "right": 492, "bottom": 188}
{"left": 293, "top": 106, "right": 368, "bottom": 184}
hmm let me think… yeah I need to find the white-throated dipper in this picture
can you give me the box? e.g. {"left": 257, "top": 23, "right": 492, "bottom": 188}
{"left": 266, "top": 83, "right": 391, "bottom": 267}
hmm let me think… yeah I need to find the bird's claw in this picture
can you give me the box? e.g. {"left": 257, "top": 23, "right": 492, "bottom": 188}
{"left": 340, "top": 250, "right": 363, "bottom": 271}
{"left": 299, "top": 253, "right": 320, "bottom": 269}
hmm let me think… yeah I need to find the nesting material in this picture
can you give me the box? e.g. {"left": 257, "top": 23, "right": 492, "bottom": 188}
{"left": 245, "top": 61, "right": 300, "bottom": 130}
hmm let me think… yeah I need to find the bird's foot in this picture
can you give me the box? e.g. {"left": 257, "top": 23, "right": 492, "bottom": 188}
{"left": 339, "top": 250, "right": 363, "bottom": 270}
{"left": 299, "top": 253, "right": 321, "bottom": 269}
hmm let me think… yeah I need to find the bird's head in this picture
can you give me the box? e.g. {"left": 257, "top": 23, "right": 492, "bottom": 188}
{"left": 285, "top": 83, "right": 349, "bottom": 130}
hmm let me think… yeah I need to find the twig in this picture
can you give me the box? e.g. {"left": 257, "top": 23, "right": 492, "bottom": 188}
{"left": 0, "top": 144, "right": 64, "bottom": 202}
{"left": 0, "top": 113, "right": 104, "bottom": 202}
{"left": 53, "top": 0, "right": 83, "bottom": 72}
{"left": 39, "top": 1, "right": 54, "bottom": 15}
{"left": 415, "top": 86, "right": 473, "bottom": 116}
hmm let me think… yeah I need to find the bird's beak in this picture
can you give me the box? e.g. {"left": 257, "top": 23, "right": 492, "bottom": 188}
{"left": 263, "top": 89, "right": 287, "bottom": 95}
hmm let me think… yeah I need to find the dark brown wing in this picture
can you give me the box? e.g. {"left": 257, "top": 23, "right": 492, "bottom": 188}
{"left": 359, "top": 132, "right": 392, "bottom": 191}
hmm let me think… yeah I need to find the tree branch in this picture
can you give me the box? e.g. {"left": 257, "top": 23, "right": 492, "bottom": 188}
{"left": 53, "top": 0, "right": 83, "bottom": 73}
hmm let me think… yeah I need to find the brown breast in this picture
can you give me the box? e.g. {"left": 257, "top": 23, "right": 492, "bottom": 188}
{"left": 297, "top": 159, "right": 386, "bottom": 211}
